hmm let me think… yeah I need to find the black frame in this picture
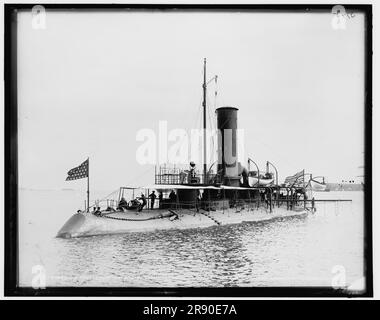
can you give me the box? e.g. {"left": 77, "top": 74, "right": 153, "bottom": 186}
{"left": 4, "top": 3, "right": 373, "bottom": 297}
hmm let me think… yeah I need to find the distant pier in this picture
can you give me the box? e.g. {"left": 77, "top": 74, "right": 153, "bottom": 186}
{"left": 325, "top": 183, "right": 364, "bottom": 192}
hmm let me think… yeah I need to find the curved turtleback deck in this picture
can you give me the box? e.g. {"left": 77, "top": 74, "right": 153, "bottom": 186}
{"left": 57, "top": 202, "right": 308, "bottom": 238}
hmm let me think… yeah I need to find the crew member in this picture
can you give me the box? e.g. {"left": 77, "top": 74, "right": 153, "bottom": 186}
{"left": 158, "top": 191, "right": 163, "bottom": 204}
{"left": 118, "top": 197, "right": 128, "bottom": 211}
{"left": 169, "top": 190, "right": 177, "bottom": 208}
{"left": 189, "top": 161, "right": 196, "bottom": 177}
{"left": 195, "top": 189, "right": 201, "bottom": 212}
{"left": 138, "top": 193, "right": 147, "bottom": 212}
{"left": 149, "top": 191, "right": 157, "bottom": 209}
{"left": 189, "top": 161, "right": 197, "bottom": 183}
{"left": 158, "top": 192, "right": 163, "bottom": 209}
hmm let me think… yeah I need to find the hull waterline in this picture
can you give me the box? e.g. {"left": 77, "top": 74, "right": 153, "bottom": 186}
{"left": 56, "top": 207, "right": 308, "bottom": 239}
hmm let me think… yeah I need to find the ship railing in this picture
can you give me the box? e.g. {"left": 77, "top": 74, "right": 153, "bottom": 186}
{"left": 162, "top": 198, "right": 286, "bottom": 213}
{"left": 91, "top": 196, "right": 309, "bottom": 213}
{"left": 87, "top": 199, "right": 119, "bottom": 212}
{"left": 154, "top": 172, "right": 222, "bottom": 185}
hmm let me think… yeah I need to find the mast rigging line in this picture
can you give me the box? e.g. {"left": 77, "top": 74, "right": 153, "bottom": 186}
{"left": 206, "top": 75, "right": 218, "bottom": 86}
{"left": 153, "top": 95, "right": 203, "bottom": 169}
{"left": 153, "top": 61, "right": 218, "bottom": 174}
{"left": 173, "top": 95, "right": 203, "bottom": 165}
{"left": 96, "top": 189, "right": 120, "bottom": 203}
{"left": 206, "top": 94, "right": 217, "bottom": 164}
{"left": 202, "top": 58, "right": 207, "bottom": 184}
{"left": 125, "top": 165, "right": 155, "bottom": 189}
{"left": 88, "top": 166, "right": 155, "bottom": 209}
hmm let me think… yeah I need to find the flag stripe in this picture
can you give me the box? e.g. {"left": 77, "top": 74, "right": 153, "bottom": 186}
{"left": 66, "top": 159, "right": 88, "bottom": 181}
{"left": 284, "top": 170, "right": 304, "bottom": 186}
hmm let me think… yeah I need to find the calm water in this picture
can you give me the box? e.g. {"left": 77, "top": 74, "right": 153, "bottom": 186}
{"left": 19, "top": 190, "right": 364, "bottom": 287}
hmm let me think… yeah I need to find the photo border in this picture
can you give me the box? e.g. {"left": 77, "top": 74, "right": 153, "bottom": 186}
{"left": 4, "top": 3, "right": 373, "bottom": 297}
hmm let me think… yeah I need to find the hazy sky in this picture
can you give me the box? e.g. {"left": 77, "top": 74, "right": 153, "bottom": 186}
{"left": 18, "top": 10, "right": 365, "bottom": 192}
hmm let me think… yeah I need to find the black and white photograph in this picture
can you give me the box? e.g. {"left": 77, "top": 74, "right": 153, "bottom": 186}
{"left": 3, "top": 2, "right": 375, "bottom": 299}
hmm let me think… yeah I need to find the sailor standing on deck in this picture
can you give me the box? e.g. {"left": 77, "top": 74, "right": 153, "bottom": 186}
{"left": 149, "top": 191, "right": 157, "bottom": 209}
{"left": 138, "top": 193, "right": 147, "bottom": 212}
{"left": 189, "top": 161, "right": 197, "bottom": 183}
{"left": 158, "top": 191, "right": 163, "bottom": 209}
{"left": 195, "top": 189, "right": 201, "bottom": 212}
{"left": 169, "top": 190, "right": 177, "bottom": 209}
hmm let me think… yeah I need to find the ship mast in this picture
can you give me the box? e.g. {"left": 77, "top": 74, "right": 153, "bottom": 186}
{"left": 202, "top": 58, "right": 207, "bottom": 185}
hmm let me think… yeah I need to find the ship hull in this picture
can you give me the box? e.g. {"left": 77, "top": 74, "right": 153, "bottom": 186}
{"left": 56, "top": 207, "right": 308, "bottom": 238}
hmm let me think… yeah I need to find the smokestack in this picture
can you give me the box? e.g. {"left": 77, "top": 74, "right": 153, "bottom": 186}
{"left": 216, "top": 106, "right": 240, "bottom": 186}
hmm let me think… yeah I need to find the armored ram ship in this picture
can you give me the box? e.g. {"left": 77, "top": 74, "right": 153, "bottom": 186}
{"left": 57, "top": 60, "right": 317, "bottom": 239}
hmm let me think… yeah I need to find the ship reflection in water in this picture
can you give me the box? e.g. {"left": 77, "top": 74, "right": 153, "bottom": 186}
{"left": 19, "top": 190, "right": 364, "bottom": 288}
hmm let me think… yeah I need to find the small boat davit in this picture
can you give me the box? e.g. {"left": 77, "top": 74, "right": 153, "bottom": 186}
{"left": 57, "top": 59, "right": 316, "bottom": 239}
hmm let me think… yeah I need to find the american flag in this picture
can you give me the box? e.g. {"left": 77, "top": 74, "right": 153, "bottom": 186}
{"left": 66, "top": 159, "right": 88, "bottom": 181}
{"left": 284, "top": 170, "right": 304, "bottom": 187}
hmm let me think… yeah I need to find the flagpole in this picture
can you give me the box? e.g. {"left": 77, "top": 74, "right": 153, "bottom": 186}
{"left": 87, "top": 157, "right": 90, "bottom": 212}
